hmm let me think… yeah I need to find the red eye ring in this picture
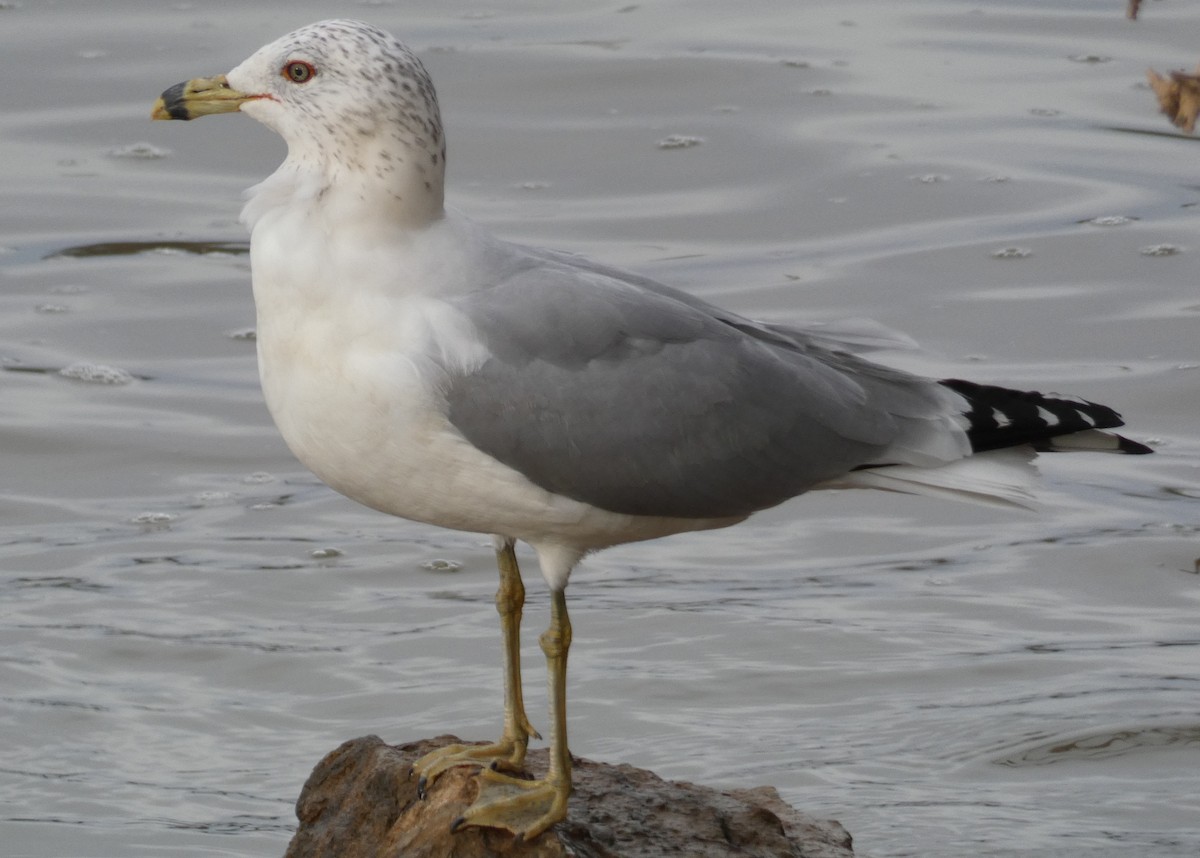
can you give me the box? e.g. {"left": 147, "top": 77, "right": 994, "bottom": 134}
{"left": 282, "top": 60, "right": 316, "bottom": 83}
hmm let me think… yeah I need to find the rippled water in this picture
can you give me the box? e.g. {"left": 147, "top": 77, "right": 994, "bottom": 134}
{"left": 2, "top": 2, "right": 1198, "bottom": 856}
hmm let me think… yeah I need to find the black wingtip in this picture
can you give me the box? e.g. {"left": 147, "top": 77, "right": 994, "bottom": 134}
{"left": 940, "top": 378, "right": 1152, "bottom": 455}
{"left": 1117, "top": 435, "right": 1155, "bottom": 455}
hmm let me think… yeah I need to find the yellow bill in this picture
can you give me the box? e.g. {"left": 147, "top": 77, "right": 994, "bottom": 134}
{"left": 151, "top": 74, "right": 256, "bottom": 121}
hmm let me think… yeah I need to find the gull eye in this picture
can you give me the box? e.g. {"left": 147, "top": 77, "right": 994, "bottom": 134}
{"left": 282, "top": 61, "right": 316, "bottom": 83}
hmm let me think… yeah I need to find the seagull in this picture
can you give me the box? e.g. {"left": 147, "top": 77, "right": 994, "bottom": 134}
{"left": 151, "top": 19, "right": 1151, "bottom": 840}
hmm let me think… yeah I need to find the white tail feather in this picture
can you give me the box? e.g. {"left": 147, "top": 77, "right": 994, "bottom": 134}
{"left": 818, "top": 446, "right": 1039, "bottom": 509}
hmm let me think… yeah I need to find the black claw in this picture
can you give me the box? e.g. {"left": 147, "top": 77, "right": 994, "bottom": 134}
{"left": 416, "top": 776, "right": 428, "bottom": 800}
{"left": 450, "top": 815, "right": 466, "bottom": 833}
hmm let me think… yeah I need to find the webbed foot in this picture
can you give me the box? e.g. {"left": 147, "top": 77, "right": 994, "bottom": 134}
{"left": 452, "top": 766, "right": 569, "bottom": 840}
{"left": 410, "top": 728, "right": 537, "bottom": 798}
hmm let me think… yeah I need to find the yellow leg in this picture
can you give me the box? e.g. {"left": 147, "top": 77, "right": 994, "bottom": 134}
{"left": 495, "top": 540, "right": 542, "bottom": 766}
{"left": 452, "top": 586, "right": 573, "bottom": 840}
{"left": 411, "top": 539, "right": 540, "bottom": 794}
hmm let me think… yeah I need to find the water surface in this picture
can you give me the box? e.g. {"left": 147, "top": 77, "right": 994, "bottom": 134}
{"left": 2, "top": 2, "right": 1198, "bottom": 856}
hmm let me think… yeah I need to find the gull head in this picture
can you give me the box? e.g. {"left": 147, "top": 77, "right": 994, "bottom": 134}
{"left": 153, "top": 19, "right": 446, "bottom": 222}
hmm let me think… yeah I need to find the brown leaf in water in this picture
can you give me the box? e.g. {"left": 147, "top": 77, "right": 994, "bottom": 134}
{"left": 1147, "top": 64, "right": 1200, "bottom": 134}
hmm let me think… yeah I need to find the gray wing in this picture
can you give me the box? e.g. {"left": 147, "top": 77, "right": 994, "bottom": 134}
{"left": 442, "top": 246, "right": 962, "bottom": 520}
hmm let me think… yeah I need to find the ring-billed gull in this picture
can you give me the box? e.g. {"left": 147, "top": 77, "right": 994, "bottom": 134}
{"left": 151, "top": 19, "right": 1151, "bottom": 840}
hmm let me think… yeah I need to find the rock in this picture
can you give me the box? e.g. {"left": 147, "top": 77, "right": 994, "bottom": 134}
{"left": 283, "top": 735, "right": 854, "bottom": 858}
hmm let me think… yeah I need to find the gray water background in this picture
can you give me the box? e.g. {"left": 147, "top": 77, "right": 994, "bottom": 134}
{"left": 1, "top": 1, "right": 1198, "bottom": 855}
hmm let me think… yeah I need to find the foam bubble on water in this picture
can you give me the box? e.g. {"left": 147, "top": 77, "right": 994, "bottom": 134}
{"left": 1140, "top": 243, "right": 1183, "bottom": 256}
{"left": 58, "top": 362, "right": 134, "bottom": 385}
{"left": 310, "top": 547, "right": 343, "bottom": 560}
{"left": 656, "top": 134, "right": 704, "bottom": 150}
{"left": 1086, "top": 215, "right": 1135, "bottom": 227}
{"left": 421, "top": 558, "right": 464, "bottom": 572}
{"left": 991, "top": 246, "right": 1032, "bottom": 259}
{"left": 911, "top": 173, "right": 950, "bottom": 184}
{"left": 1068, "top": 53, "right": 1111, "bottom": 64}
{"left": 108, "top": 142, "right": 171, "bottom": 160}
{"left": 242, "top": 471, "right": 275, "bottom": 484}
{"left": 35, "top": 303, "right": 69, "bottom": 314}
{"left": 131, "top": 511, "right": 177, "bottom": 527}
{"left": 227, "top": 327, "right": 257, "bottom": 341}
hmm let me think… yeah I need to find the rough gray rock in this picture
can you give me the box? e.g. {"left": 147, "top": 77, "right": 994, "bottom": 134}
{"left": 283, "top": 735, "right": 854, "bottom": 858}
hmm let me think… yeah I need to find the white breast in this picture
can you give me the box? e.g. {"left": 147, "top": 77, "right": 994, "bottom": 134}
{"left": 245, "top": 191, "right": 732, "bottom": 559}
